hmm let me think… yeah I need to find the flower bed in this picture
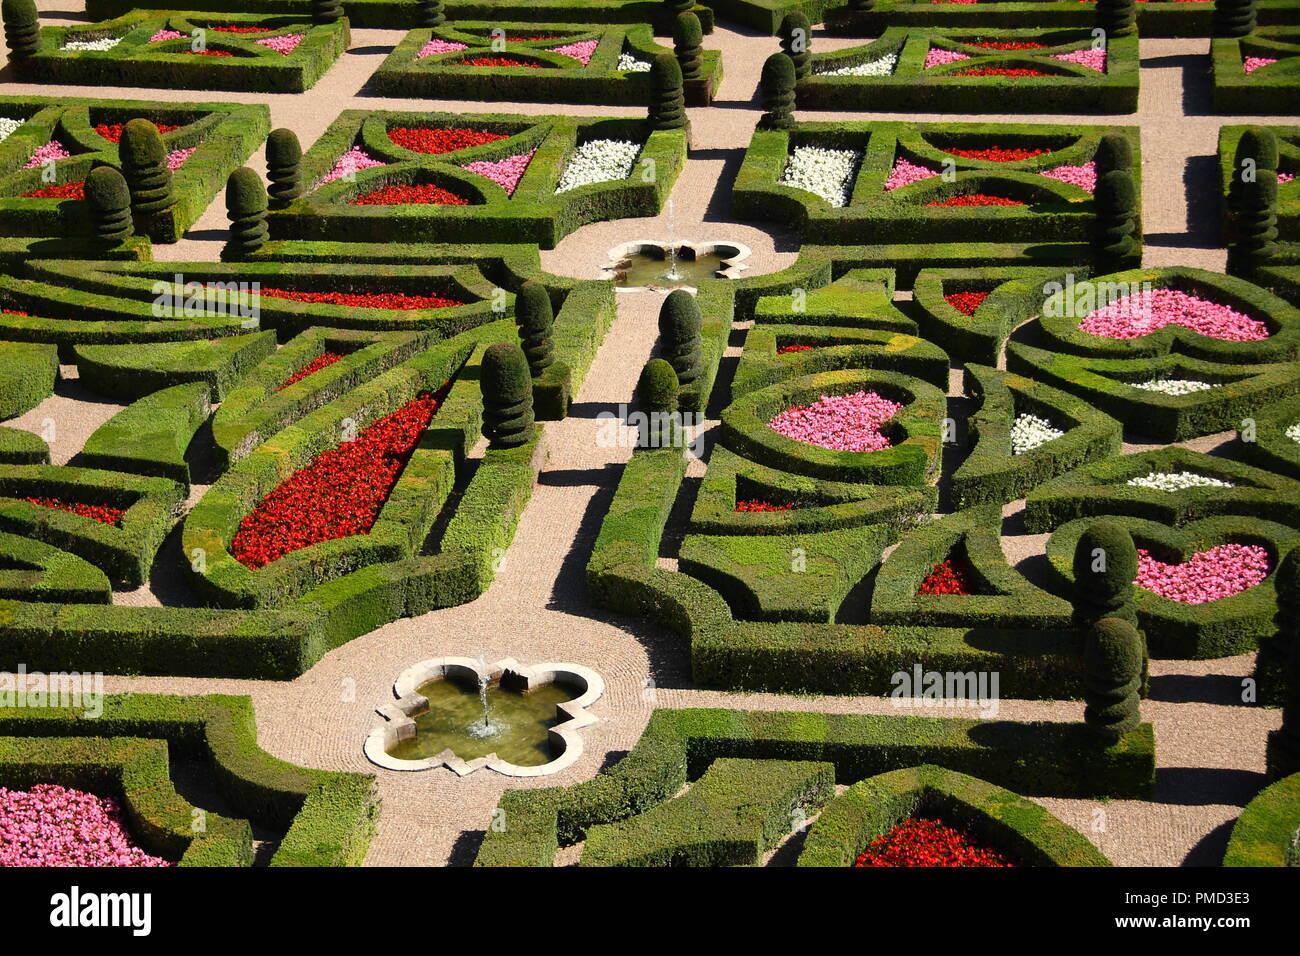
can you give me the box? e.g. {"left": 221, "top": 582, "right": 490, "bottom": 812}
{"left": 0, "top": 784, "right": 171, "bottom": 867}
{"left": 95, "top": 121, "right": 180, "bottom": 142}
{"left": 917, "top": 556, "right": 975, "bottom": 595}
{"left": 461, "top": 149, "right": 537, "bottom": 196}
{"left": 854, "top": 817, "right": 1016, "bottom": 867}
{"left": 555, "top": 138, "right": 641, "bottom": 193}
{"left": 777, "top": 344, "right": 814, "bottom": 354}
{"left": 259, "top": 289, "right": 463, "bottom": 309}
{"left": 0, "top": 117, "right": 23, "bottom": 141}
{"left": 417, "top": 38, "right": 469, "bottom": 59}
{"left": 389, "top": 127, "right": 507, "bottom": 154}
{"left": 618, "top": 52, "right": 651, "bottom": 72}
{"left": 1287, "top": 422, "right": 1300, "bottom": 445}
{"left": 1135, "top": 543, "right": 1271, "bottom": 604}
{"left": 22, "top": 496, "right": 125, "bottom": 526}
{"left": 276, "top": 351, "right": 343, "bottom": 390}
{"left": 1010, "top": 413, "right": 1064, "bottom": 454}
{"left": 945, "top": 290, "right": 990, "bottom": 315}
{"left": 818, "top": 53, "right": 899, "bottom": 76}
{"left": 942, "top": 145, "right": 1048, "bottom": 161}
{"left": 925, "top": 194, "right": 1025, "bottom": 207}
{"left": 768, "top": 390, "right": 902, "bottom": 452}
{"left": 734, "top": 500, "right": 794, "bottom": 512}
{"left": 1126, "top": 471, "right": 1234, "bottom": 491}
{"left": 349, "top": 183, "right": 470, "bottom": 206}
{"left": 23, "top": 141, "right": 71, "bottom": 169}
{"left": 1132, "top": 378, "right": 1217, "bottom": 395}
{"left": 20, "top": 182, "right": 86, "bottom": 199}
{"left": 319, "top": 146, "right": 385, "bottom": 185}
{"left": 1078, "top": 289, "right": 1269, "bottom": 342}
{"left": 458, "top": 56, "right": 547, "bottom": 69}
{"left": 779, "top": 145, "right": 861, "bottom": 209}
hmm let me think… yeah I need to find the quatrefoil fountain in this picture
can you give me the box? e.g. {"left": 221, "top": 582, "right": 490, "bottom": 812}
{"left": 603, "top": 240, "right": 751, "bottom": 291}
{"left": 363, "top": 657, "right": 604, "bottom": 777}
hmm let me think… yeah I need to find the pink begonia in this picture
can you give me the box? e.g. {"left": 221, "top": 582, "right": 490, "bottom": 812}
{"left": 255, "top": 33, "right": 304, "bottom": 56}
{"left": 167, "top": 146, "right": 196, "bottom": 171}
{"left": 1280, "top": 172, "right": 1296, "bottom": 185}
{"left": 150, "top": 29, "right": 185, "bottom": 42}
{"left": 924, "top": 48, "right": 970, "bottom": 70}
{"left": 1041, "top": 160, "right": 1096, "bottom": 193}
{"left": 461, "top": 148, "right": 537, "bottom": 196}
{"left": 417, "top": 38, "right": 469, "bottom": 60}
{"left": 1135, "top": 544, "right": 1270, "bottom": 605}
{"left": 768, "top": 390, "right": 903, "bottom": 452}
{"left": 0, "top": 784, "right": 173, "bottom": 867}
{"left": 23, "top": 141, "right": 70, "bottom": 169}
{"left": 548, "top": 39, "right": 599, "bottom": 66}
{"left": 885, "top": 157, "right": 940, "bottom": 191}
{"left": 1078, "top": 288, "right": 1269, "bottom": 341}
{"left": 319, "top": 146, "right": 385, "bottom": 185}
{"left": 1053, "top": 48, "right": 1106, "bottom": 71}
{"left": 1244, "top": 57, "right": 1277, "bottom": 74}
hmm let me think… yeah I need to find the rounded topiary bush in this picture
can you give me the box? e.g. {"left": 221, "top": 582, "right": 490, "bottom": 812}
{"left": 1093, "top": 132, "right": 1132, "bottom": 179}
{"left": 514, "top": 281, "right": 555, "bottom": 378}
{"left": 779, "top": 12, "right": 812, "bottom": 80}
{"left": 222, "top": 166, "right": 268, "bottom": 261}
{"left": 649, "top": 53, "right": 687, "bottom": 131}
{"left": 665, "top": 0, "right": 694, "bottom": 15}
{"left": 1096, "top": 0, "right": 1137, "bottom": 36}
{"left": 312, "top": 0, "right": 344, "bottom": 24}
{"left": 119, "top": 119, "right": 175, "bottom": 217}
{"left": 481, "top": 341, "right": 535, "bottom": 448}
{"left": 1234, "top": 172, "right": 1279, "bottom": 265}
{"left": 85, "top": 165, "right": 134, "bottom": 244}
{"left": 658, "top": 289, "right": 702, "bottom": 387}
{"left": 1093, "top": 169, "right": 1138, "bottom": 266}
{"left": 1, "top": 0, "right": 39, "bottom": 58}
{"left": 638, "top": 358, "right": 679, "bottom": 448}
{"left": 758, "top": 52, "right": 797, "bottom": 132}
{"left": 1213, "top": 0, "right": 1257, "bottom": 38}
{"left": 1084, "top": 616, "right": 1144, "bottom": 744}
{"left": 1071, "top": 519, "right": 1138, "bottom": 628}
{"left": 417, "top": 0, "right": 446, "bottom": 28}
{"left": 673, "top": 12, "right": 704, "bottom": 82}
{"left": 266, "top": 128, "right": 303, "bottom": 210}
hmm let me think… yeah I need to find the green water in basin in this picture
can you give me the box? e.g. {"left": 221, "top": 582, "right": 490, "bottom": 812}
{"left": 612, "top": 250, "right": 731, "bottom": 288}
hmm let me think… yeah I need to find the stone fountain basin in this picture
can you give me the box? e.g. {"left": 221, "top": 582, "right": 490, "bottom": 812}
{"left": 363, "top": 657, "right": 604, "bottom": 777}
{"left": 602, "top": 239, "right": 752, "bottom": 292}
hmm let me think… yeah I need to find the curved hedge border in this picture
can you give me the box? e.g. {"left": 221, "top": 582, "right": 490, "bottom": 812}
{"left": 1218, "top": 129, "right": 1300, "bottom": 243}
{"left": 0, "top": 426, "right": 49, "bottom": 465}
{"left": 75, "top": 332, "right": 276, "bottom": 402}
{"left": 735, "top": 326, "right": 948, "bottom": 396}
{"left": 78, "top": 382, "right": 211, "bottom": 485}
{"left": 1224, "top": 771, "right": 1300, "bottom": 866}
{"left": 0, "top": 341, "right": 57, "bottom": 418}
{"left": 0, "top": 530, "right": 110, "bottom": 603}
{"left": 798, "top": 764, "right": 1110, "bottom": 867}
{"left": 1212, "top": 29, "right": 1300, "bottom": 115}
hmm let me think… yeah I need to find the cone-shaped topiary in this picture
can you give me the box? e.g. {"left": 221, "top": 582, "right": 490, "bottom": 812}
{"left": 649, "top": 53, "right": 687, "bottom": 131}
{"left": 85, "top": 165, "right": 134, "bottom": 244}
{"left": 2, "top": 0, "right": 39, "bottom": 58}
{"left": 1233, "top": 171, "right": 1279, "bottom": 266}
{"left": 673, "top": 12, "right": 704, "bottom": 82}
{"left": 265, "top": 128, "right": 303, "bottom": 210}
{"left": 1072, "top": 520, "right": 1138, "bottom": 629}
{"left": 779, "top": 12, "right": 812, "bottom": 79}
{"left": 1093, "top": 169, "right": 1138, "bottom": 268}
{"left": 221, "top": 166, "right": 268, "bottom": 262}
{"left": 119, "top": 119, "right": 175, "bottom": 218}
{"left": 658, "top": 289, "right": 702, "bottom": 387}
{"left": 481, "top": 341, "right": 535, "bottom": 448}
{"left": 1228, "top": 127, "right": 1277, "bottom": 212}
{"left": 1267, "top": 551, "right": 1300, "bottom": 778}
{"left": 757, "top": 52, "right": 797, "bottom": 131}
{"left": 514, "top": 281, "right": 555, "bottom": 377}
{"left": 1096, "top": 0, "right": 1136, "bottom": 37}
{"left": 638, "top": 358, "right": 680, "bottom": 448}
{"left": 312, "top": 0, "right": 344, "bottom": 24}
{"left": 1083, "top": 616, "right": 1144, "bottom": 744}
{"left": 417, "top": 0, "right": 446, "bottom": 28}
{"left": 1213, "top": 0, "right": 1256, "bottom": 38}
{"left": 1093, "top": 132, "right": 1132, "bottom": 180}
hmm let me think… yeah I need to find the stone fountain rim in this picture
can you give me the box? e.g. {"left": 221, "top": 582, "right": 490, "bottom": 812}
{"left": 362, "top": 657, "right": 604, "bottom": 778}
{"left": 602, "top": 238, "right": 753, "bottom": 294}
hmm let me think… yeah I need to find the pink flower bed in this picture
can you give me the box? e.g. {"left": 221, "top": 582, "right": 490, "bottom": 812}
{"left": 1041, "top": 160, "right": 1096, "bottom": 193}
{"left": 1078, "top": 288, "right": 1269, "bottom": 341}
{"left": 924, "top": 48, "right": 971, "bottom": 69}
{"left": 320, "top": 146, "right": 385, "bottom": 185}
{"left": 885, "top": 156, "right": 941, "bottom": 191}
{"left": 548, "top": 39, "right": 599, "bottom": 66}
{"left": 23, "top": 141, "right": 71, "bottom": 169}
{"left": 417, "top": 38, "right": 469, "bottom": 59}
{"left": 149, "top": 28, "right": 185, "bottom": 42}
{"left": 1280, "top": 172, "right": 1296, "bottom": 185}
{"left": 255, "top": 33, "right": 304, "bottom": 55}
{"left": 1244, "top": 57, "right": 1277, "bottom": 74}
{"left": 1135, "top": 543, "right": 1270, "bottom": 604}
{"left": 166, "top": 146, "right": 196, "bottom": 171}
{"left": 0, "top": 784, "right": 173, "bottom": 867}
{"left": 1053, "top": 49, "right": 1106, "bottom": 71}
{"left": 460, "top": 148, "right": 537, "bottom": 196}
{"left": 768, "top": 390, "right": 903, "bottom": 452}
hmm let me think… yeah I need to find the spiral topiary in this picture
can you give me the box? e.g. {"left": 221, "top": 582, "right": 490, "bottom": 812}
{"left": 1096, "top": 0, "right": 1136, "bottom": 37}
{"left": 312, "top": 0, "right": 344, "bottom": 24}
{"left": 84, "top": 165, "right": 134, "bottom": 244}
{"left": 649, "top": 53, "right": 687, "bottom": 131}
{"left": 1213, "top": 0, "right": 1256, "bottom": 38}
{"left": 221, "top": 167, "right": 268, "bottom": 262}
{"left": 638, "top": 358, "right": 680, "bottom": 448}
{"left": 757, "top": 52, "right": 797, "bottom": 131}
{"left": 779, "top": 12, "right": 812, "bottom": 80}
{"left": 665, "top": 0, "right": 694, "bottom": 15}
{"left": 1083, "top": 616, "right": 1144, "bottom": 744}
{"left": 1093, "top": 132, "right": 1132, "bottom": 180}
{"left": 673, "top": 12, "right": 704, "bottom": 82}
{"left": 658, "top": 289, "right": 702, "bottom": 387}
{"left": 1229, "top": 128, "right": 1279, "bottom": 229}
{"left": 1071, "top": 520, "right": 1138, "bottom": 630}
{"left": 265, "top": 128, "right": 303, "bottom": 210}
{"left": 119, "top": 119, "right": 175, "bottom": 218}
{"left": 417, "top": 0, "right": 446, "bottom": 28}
{"left": 1267, "top": 551, "right": 1300, "bottom": 778}
{"left": 514, "top": 281, "right": 555, "bottom": 377}
{"left": 1, "top": 0, "right": 39, "bottom": 58}
{"left": 1092, "top": 169, "right": 1139, "bottom": 269}
{"left": 480, "top": 341, "right": 535, "bottom": 448}
{"left": 1233, "top": 172, "right": 1279, "bottom": 266}
{"left": 848, "top": 0, "right": 876, "bottom": 10}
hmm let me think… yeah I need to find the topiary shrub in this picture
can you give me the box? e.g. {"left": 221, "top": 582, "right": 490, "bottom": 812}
{"left": 757, "top": 53, "right": 797, "bottom": 132}
{"left": 848, "top": 0, "right": 876, "bottom": 10}
{"left": 1233, "top": 172, "right": 1280, "bottom": 268}
{"left": 1083, "top": 616, "right": 1144, "bottom": 744}
{"left": 85, "top": 165, "right": 134, "bottom": 244}
{"left": 658, "top": 289, "right": 702, "bottom": 387}
{"left": 779, "top": 12, "right": 812, "bottom": 80}
{"left": 1213, "top": 0, "right": 1257, "bottom": 38}
{"left": 665, "top": 0, "right": 694, "bottom": 15}
{"left": 221, "top": 167, "right": 268, "bottom": 262}
{"left": 649, "top": 54, "right": 687, "bottom": 132}
{"left": 1228, "top": 127, "right": 1279, "bottom": 214}
{"left": 265, "top": 128, "right": 303, "bottom": 211}
{"left": 1, "top": 0, "right": 38, "bottom": 58}
{"left": 417, "top": 0, "right": 446, "bottom": 28}
{"left": 481, "top": 341, "right": 535, "bottom": 448}
{"left": 312, "top": 0, "right": 344, "bottom": 24}
{"left": 638, "top": 358, "right": 679, "bottom": 449}
{"left": 1093, "top": 132, "right": 1133, "bottom": 180}
{"left": 1071, "top": 520, "right": 1138, "bottom": 629}
{"left": 673, "top": 12, "right": 704, "bottom": 82}
{"left": 514, "top": 281, "right": 555, "bottom": 378}
{"left": 1093, "top": 169, "right": 1138, "bottom": 269}
{"left": 119, "top": 118, "right": 175, "bottom": 218}
{"left": 1096, "top": 0, "right": 1137, "bottom": 37}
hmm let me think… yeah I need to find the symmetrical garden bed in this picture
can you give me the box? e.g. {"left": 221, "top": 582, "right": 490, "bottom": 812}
{"left": 1212, "top": 27, "right": 1300, "bottom": 114}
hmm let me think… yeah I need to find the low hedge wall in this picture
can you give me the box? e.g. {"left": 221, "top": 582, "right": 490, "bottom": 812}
{"left": 0, "top": 426, "right": 49, "bottom": 465}
{"left": 77, "top": 382, "right": 211, "bottom": 484}
{"left": 0, "top": 341, "right": 57, "bottom": 418}
{"left": 1223, "top": 771, "right": 1300, "bottom": 867}
{"left": 1218, "top": 127, "right": 1300, "bottom": 243}
{"left": 0, "top": 530, "right": 110, "bottom": 603}
{"left": 74, "top": 333, "right": 276, "bottom": 402}
{"left": 1211, "top": 30, "right": 1300, "bottom": 115}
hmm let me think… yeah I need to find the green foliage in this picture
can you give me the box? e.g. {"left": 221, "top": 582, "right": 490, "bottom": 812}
{"left": 1224, "top": 771, "right": 1300, "bottom": 865}
{"left": 480, "top": 341, "right": 535, "bottom": 448}
{"left": 758, "top": 52, "right": 797, "bottom": 130}
{"left": 637, "top": 358, "right": 679, "bottom": 449}
{"left": 0, "top": 342, "right": 57, "bottom": 419}
{"left": 1097, "top": 0, "right": 1137, "bottom": 36}
{"left": 312, "top": 0, "right": 344, "bottom": 24}
{"left": 80, "top": 383, "right": 211, "bottom": 484}
{"left": 514, "top": 280, "right": 555, "bottom": 377}
{"left": 85, "top": 166, "right": 134, "bottom": 244}
{"left": 1094, "top": 131, "right": 1133, "bottom": 178}
{"left": 266, "top": 128, "right": 303, "bottom": 210}
{"left": 1093, "top": 168, "right": 1139, "bottom": 266}
{"left": 1213, "top": 0, "right": 1256, "bottom": 37}
{"left": 222, "top": 166, "right": 269, "bottom": 262}
{"left": 779, "top": 11, "right": 812, "bottom": 78}
{"left": 1084, "top": 617, "right": 1143, "bottom": 743}
{"left": 1233, "top": 172, "right": 1280, "bottom": 267}
{"left": 119, "top": 118, "right": 175, "bottom": 218}
{"left": 1, "top": 0, "right": 38, "bottom": 58}
{"left": 649, "top": 53, "right": 687, "bottom": 131}
{"left": 417, "top": 0, "right": 446, "bottom": 27}
{"left": 1071, "top": 520, "right": 1138, "bottom": 629}
{"left": 673, "top": 12, "right": 704, "bottom": 81}
{"left": 1269, "top": 550, "right": 1300, "bottom": 779}
{"left": 658, "top": 289, "right": 703, "bottom": 386}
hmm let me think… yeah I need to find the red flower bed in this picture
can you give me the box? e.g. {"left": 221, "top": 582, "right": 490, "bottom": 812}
{"left": 21, "top": 181, "right": 85, "bottom": 199}
{"left": 348, "top": 183, "right": 470, "bottom": 206}
{"left": 854, "top": 818, "right": 1016, "bottom": 867}
{"left": 917, "top": 557, "right": 976, "bottom": 596}
{"left": 187, "top": 49, "right": 235, "bottom": 56}
{"left": 734, "top": 500, "right": 794, "bottom": 513}
{"left": 944, "top": 290, "right": 991, "bottom": 315}
{"left": 926, "top": 194, "right": 1026, "bottom": 207}
{"left": 210, "top": 25, "right": 272, "bottom": 32}
{"left": 942, "top": 146, "right": 1048, "bottom": 162}
{"left": 777, "top": 344, "right": 814, "bottom": 354}
{"left": 260, "top": 288, "right": 463, "bottom": 309}
{"left": 388, "top": 126, "right": 507, "bottom": 155}
{"left": 460, "top": 56, "right": 545, "bottom": 68}
{"left": 507, "top": 35, "right": 564, "bottom": 41}
{"left": 231, "top": 387, "right": 449, "bottom": 569}
{"left": 95, "top": 122, "right": 180, "bottom": 143}
{"left": 23, "top": 496, "right": 125, "bottom": 526}
{"left": 967, "top": 41, "right": 1048, "bottom": 50}
{"left": 954, "top": 67, "right": 1053, "bottom": 77}
{"left": 276, "top": 351, "right": 344, "bottom": 391}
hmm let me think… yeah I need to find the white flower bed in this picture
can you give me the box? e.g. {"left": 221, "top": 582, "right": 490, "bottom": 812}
{"left": 1131, "top": 378, "right": 1217, "bottom": 396}
{"left": 61, "top": 36, "right": 122, "bottom": 51}
{"left": 817, "top": 53, "right": 898, "bottom": 77}
{"left": 1286, "top": 422, "right": 1300, "bottom": 445}
{"left": 554, "top": 139, "right": 641, "bottom": 194}
{"left": 778, "top": 145, "right": 861, "bottom": 208}
{"left": 617, "top": 52, "right": 651, "bottom": 72}
{"left": 1010, "top": 413, "right": 1064, "bottom": 454}
{"left": 1126, "top": 471, "right": 1234, "bottom": 492}
{"left": 0, "top": 117, "right": 22, "bottom": 143}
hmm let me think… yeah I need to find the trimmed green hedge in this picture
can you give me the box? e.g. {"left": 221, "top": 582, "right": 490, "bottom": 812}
{"left": 0, "top": 341, "right": 57, "bottom": 418}
{"left": 79, "top": 382, "right": 211, "bottom": 484}
{"left": 1212, "top": 29, "right": 1300, "bottom": 115}
{"left": 0, "top": 530, "right": 111, "bottom": 603}
{"left": 1223, "top": 771, "right": 1300, "bottom": 866}
{"left": 1218, "top": 129, "right": 1300, "bottom": 243}
{"left": 76, "top": 333, "right": 274, "bottom": 402}
{"left": 0, "top": 426, "right": 49, "bottom": 465}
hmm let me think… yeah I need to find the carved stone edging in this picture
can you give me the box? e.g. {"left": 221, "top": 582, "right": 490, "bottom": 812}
{"left": 362, "top": 657, "right": 604, "bottom": 778}
{"left": 602, "top": 239, "right": 753, "bottom": 293}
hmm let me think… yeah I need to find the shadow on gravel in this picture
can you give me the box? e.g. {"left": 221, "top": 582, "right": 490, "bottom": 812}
{"left": 1140, "top": 52, "right": 1215, "bottom": 115}
{"left": 1183, "top": 818, "right": 1237, "bottom": 867}
{"left": 1154, "top": 766, "right": 1266, "bottom": 807}
{"left": 446, "top": 829, "right": 486, "bottom": 867}
{"left": 1144, "top": 154, "right": 1222, "bottom": 250}
{"left": 1147, "top": 671, "right": 1253, "bottom": 706}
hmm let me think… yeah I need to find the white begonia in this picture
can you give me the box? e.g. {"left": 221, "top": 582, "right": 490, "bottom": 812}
{"left": 1126, "top": 471, "right": 1234, "bottom": 492}
{"left": 61, "top": 36, "right": 122, "bottom": 51}
{"left": 779, "top": 145, "right": 861, "bottom": 209}
{"left": 617, "top": 53, "right": 652, "bottom": 72}
{"left": 0, "top": 117, "right": 22, "bottom": 143}
{"left": 1131, "top": 379, "right": 1217, "bottom": 396}
{"left": 555, "top": 139, "right": 641, "bottom": 194}
{"left": 1286, "top": 422, "right": 1300, "bottom": 445}
{"left": 1010, "top": 413, "right": 1064, "bottom": 455}
{"left": 817, "top": 53, "right": 899, "bottom": 77}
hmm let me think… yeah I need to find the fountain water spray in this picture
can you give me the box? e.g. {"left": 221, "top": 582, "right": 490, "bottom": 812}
{"left": 663, "top": 198, "right": 683, "bottom": 282}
